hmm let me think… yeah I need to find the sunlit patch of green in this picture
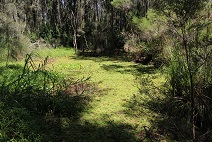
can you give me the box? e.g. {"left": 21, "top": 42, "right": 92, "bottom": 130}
{"left": 45, "top": 51, "right": 163, "bottom": 140}
{"left": 0, "top": 64, "right": 23, "bottom": 86}
{"left": 1, "top": 48, "right": 166, "bottom": 141}
{"left": 32, "top": 47, "right": 75, "bottom": 59}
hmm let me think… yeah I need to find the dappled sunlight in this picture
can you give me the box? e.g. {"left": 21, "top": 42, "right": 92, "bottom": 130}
{"left": 0, "top": 49, "right": 164, "bottom": 141}
{"left": 45, "top": 51, "right": 160, "bottom": 141}
{"left": 101, "top": 63, "right": 155, "bottom": 76}
{"left": 0, "top": 0, "right": 211, "bottom": 140}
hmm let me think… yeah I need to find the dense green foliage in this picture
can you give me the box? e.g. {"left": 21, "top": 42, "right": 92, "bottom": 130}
{"left": 0, "top": 49, "right": 161, "bottom": 141}
{"left": 0, "top": 53, "right": 92, "bottom": 141}
{"left": 0, "top": 2, "right": 30, "bottom": 63}
{"left": 158, "top": 1, "right": 212, "bottom": 140}
{"left": 0, "top": 0, "right": 211, "bottom": 141}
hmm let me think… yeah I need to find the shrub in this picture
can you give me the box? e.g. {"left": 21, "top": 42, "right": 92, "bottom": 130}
{"left": 0, "top": 54, "right": 92, "bottom": 141}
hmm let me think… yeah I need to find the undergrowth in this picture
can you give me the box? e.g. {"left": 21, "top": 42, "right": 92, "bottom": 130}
{"left": 0, "top": 47, "right": 168, "bottom": 141}
{"left": 136, "top": 67, "right": 212, "bottom": 141}
{"left": 0, "top": 54, "right": 92, "bottom": 141}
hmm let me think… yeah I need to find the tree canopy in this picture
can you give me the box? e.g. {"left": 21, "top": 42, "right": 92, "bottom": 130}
{"left": 0, "top": 0, "right": 211, "bottom": 141}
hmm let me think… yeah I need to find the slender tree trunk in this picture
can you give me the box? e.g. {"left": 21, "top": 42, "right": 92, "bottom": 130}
{"left": 57, "top": 0, "right": 61, "bottom": 26}
{"left": 182, "top": 27, "right": 196, "bottom": 141}
{"left": 83, "top": 35, "right": 89, "bottom": 52}
{"left": 74, "top": 30, "right": 77, "bottom": 53}
{"left": 71, "top": 10, "right": 78, "bottom": 53}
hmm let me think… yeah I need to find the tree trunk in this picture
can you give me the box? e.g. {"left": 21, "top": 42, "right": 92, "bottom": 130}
{"left": 74, "top": 30, "right": 77, "bottom": 53}
{"left": 182, "top": 27, "right": 196, "bottom": 141}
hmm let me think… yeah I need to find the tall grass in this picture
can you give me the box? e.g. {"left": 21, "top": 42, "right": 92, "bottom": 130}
{"left": 164, "top": 46, "right": 212, "bottom": 140}
{"left": 0, "top": 54, "right": 91, "bottom": 141}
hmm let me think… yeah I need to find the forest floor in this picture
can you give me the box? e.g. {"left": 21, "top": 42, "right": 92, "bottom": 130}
{"left": 42, "top": 48, "right": 165, "bottom": 141}
{"left": 0, "top": 48, "right": 166, "bottom": 141}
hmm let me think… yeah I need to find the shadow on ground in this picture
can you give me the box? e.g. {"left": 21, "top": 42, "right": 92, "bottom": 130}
{"left": 59, "top": 119, "right": 137, "bottom": 142}
{"left": 122, "top": 93, "right": 164, "bottom": 141}
{"left": 70, "top": 51, "right": 156, "bottom": 77}
{"left": 0, "top": 64, "right": 139, "bottom": 142}
{"left": 71, "top": 51, "right": 129, "bottom": 63}
{"left": 121, "top": 74, "right": 211, "bottom": 141}
{"left": 101, "top": 64, "right": 155, "bottom": 76}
